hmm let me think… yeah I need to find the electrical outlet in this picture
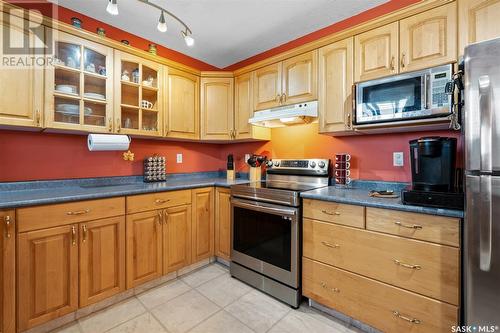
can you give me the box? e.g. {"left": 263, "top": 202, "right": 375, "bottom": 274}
{"left": 393, "top": 152, "right": 404, "bottom": 167}
{"left": 176, "top": 153, "right": 183, "bottom": 164}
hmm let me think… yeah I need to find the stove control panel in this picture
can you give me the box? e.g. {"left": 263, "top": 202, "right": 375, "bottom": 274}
{"left": 266, "top": 159, "right": 330, "bottom": 176}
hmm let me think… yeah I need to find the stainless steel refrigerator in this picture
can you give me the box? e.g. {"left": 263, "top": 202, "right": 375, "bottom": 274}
{"left": 464, "top": 38, "right": 500, "bottom": 326}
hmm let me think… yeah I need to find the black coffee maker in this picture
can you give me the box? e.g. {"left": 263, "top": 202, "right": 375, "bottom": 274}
{"left": 402, "top": 136, "right": 464, "bottom": 209}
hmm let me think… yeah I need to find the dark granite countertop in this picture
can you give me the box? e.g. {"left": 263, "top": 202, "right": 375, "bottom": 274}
{"left": 0, "top": 172, "right": 250, "bottom": 209}
{"left": 300, "top": 181, "right": 463, "bottom": 218}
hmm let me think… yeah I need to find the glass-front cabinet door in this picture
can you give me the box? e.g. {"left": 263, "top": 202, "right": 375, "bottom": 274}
{"left": 114, "top": 50, "right": 163, "bottom": 137}
{"left": 45, "top": 31, "right": 113, "bottom": 132}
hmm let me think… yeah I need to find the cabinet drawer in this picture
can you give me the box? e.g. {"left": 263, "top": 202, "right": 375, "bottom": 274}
{"left": 366, "top": 207, "right": 460, "bottom": 247}
{"left": 126, "top": 190, "right": 191, "bottom": 214}
{"left": 303, "top": 258, "right": 458, "bottom": 333}
{"left": 303, "top": 219, "right": 459, "bottom": 305}
{"left": 303, "top": 199, "right": 365, "bottom": 228}
{"left": 17, "top": 197, "right": 125, "bottom": 232}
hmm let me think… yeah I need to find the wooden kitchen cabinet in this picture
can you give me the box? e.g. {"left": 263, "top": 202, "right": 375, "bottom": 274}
{"left": 459, "top": 0, "right": 500, "bottom": 54}
{"left": 354, "top": 22, "right": 399, "bottom": 82}
{"left": 18, "top": 224, "right": 79, "bottom": 331}
{"left": 281, "top": 50, "right": 318, "bottom": 105}
{"left": 114, "top": 50, "right": 163, "bottom": 137}
{"left": 253, "top": 62, "right": 282, "bottom": 111}
{"left": 0, "top": 16, "right": 43, "bottom": 129}
{"left": 191, "top": 188, "right": 214, "bottom": 263}
{"left": 126, "top": 210, "right": 163, "bottom": 288}
{"left": 45, "top": 30, "right": 114, "bottom": 133}
{"left": 165, "top": 68, "right": 200, "bottom": 139}
{"left": 215, "top": 188, "right": 232, "bottom": 260}
{"left": 200, "top": 76, "right": 234, "bottom": 140}
{"left": 399, "top": 3, "right": 457, "bottom": 72}
{"left": 318, "top": 38, "right": 354, "bottom": 133}
{"left": 163, "top": 204, "right": 192, "bottom": 274}
{"left": 1, "top": 211, "right": 15, "bottom": 333}
{"left": 79, "top": 216, "right": 125, "bottom": 307}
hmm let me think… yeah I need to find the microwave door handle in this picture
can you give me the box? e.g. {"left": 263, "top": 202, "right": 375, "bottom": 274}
{"left": 479, "top": 75, "right": 492, "bottom": 172}
{"left": 423, "top": 74, "right": 430, "bottom": 109}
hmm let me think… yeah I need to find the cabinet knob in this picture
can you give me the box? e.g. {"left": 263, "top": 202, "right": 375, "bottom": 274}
{"left": 36, "top": 109, "right": 41, "bottom": 126}
{"left": 390, "top": 56, "right": 395, "bottom": 71}
{"left": 82, "top": 225, "right": 88, "bottom": 243}
{"left": 108, "top": 118, "right": 113, "bottom": 132}
{"left": 71, "top": 226, "right": 77, "bottom": 246}
{"left": 401, "top": 53, "right": 406, "bottom": 69}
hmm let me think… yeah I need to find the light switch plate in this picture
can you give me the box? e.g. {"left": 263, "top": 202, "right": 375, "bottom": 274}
{"left": 176, "top": 153, "right": 183, "bottom": 164}
{"left": 393, "top": 152, "right": 404, "bottom": 167}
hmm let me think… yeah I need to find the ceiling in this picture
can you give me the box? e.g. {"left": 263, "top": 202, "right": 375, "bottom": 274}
{"left": 50, "top": 0, "right": 388, "bottom": 68}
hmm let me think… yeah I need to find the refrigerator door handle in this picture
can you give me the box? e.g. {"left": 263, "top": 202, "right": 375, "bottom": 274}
{"left": 479, "top": 76, "right": 493, "bottom": 172}
{"left": 479, "top": 175, "right": 493, "bottom": 272}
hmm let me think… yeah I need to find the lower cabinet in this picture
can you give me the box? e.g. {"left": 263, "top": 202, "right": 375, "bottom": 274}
{"left": 163, "top": 205, "right": 192, "bottom": 274}
{"left": 18, "top": 224, "right": 79, "bottom": 331}
{"left": 126, "top": 210, "right": 163, "bottom": 289}
{"left": 1, "top": 210, "right": 15, "bottom": 333}
{"left": 215, "top": 188, "right": 231, "bottom": 260}
{"left": 192, "top": 188, "right": 215, "bottom": 263}
{"left": 80, "top": 216, "right": 126, "bottom": 307}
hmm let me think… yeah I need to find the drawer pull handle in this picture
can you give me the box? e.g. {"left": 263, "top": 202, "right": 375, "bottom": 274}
{"left": 393, "top": 311, "right": 421, "bottom": 324}
{"left": 71, "top": 226, "right": 77, "bottom": 246}
{"left": 163, "top": 210, "right": 169, "bottom": 224}
{"left": 82, "top": 225, "right": 88, "bottom": 243}
{"left": 155, "top": 199, "right": 170, "bottom": 204}
{"left": 394, "top": 221, "right": 422, "bottom": 230}
{"left": 321, "top": 241, "right": 340, "bottom": 249}
{"left": 4, "top": 215, "right": 12, "bottom": 239}
{"left": 393, "top": 259, "right": 421, "bottom": 270}
{"left": 322, "top": 210, "right": 341, "bottom": 216}
{"left": 67, "top": 209, "right": 90, "bottom": 216}
{"left": 157, "top": 211, "right": 163, "bottom": 225}
{"left": 320, "top": 282, "right": 340, "bottom": 293}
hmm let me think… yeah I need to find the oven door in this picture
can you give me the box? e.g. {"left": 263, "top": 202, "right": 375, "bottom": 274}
{"left": 231, "top": 197, "right": 299, "bottom": 288}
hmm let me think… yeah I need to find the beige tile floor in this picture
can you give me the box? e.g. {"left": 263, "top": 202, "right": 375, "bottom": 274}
{"left": 54, "top": 263, "right": 364, "bottom": 333}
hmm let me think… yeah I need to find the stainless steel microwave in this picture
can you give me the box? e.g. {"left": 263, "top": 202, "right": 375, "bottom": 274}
{"left": 354, "top": 64, "right": 453, "bottom": 125}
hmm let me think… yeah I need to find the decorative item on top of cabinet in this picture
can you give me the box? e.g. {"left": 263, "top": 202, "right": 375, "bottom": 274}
{"left": 18, "top": 224, "right": 79, "bottom": 331}
{"left": 281, "top": 50, "right": 318, "bottom": 105}
{"left": 191, "top": 188, "right": 215, "bottom": 263}
{"left": 215, "top": 187, "right": 231, "bottom": 260}
{"left": 459, "top": 0, "right": 500, "bottom": 54}
{"left": 1, "top": 211, "right": 15, "bottom": 333}
{"left": 45, "top": 30, "right": 114, "bottom": 133}
{"left": 165, "top": 68, "right": 200, "bottom": 140}
{"left": 200, "top": 75, "right": 235, "bottom": 140}
{"left": 114, "top": 50, "right": 163, "bottom": 137}
{"left": 163, "top": 204, "right": 192, "bottom": 274}
{"left": 354, "top": 22, "right": 399, "bottom": 82}
{"left": 399, "top": 2, "right": 457, "bottom": 73}
{"left": 318, "top": 37, "right": 355, "bottom": 134}
{"left": 0, "top": 16, "right": 43, "bottom": 129}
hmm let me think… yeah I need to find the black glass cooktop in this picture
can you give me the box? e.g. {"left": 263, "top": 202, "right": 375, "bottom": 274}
{"left": 241, "top": 181, "right": 325, "bottom": 192}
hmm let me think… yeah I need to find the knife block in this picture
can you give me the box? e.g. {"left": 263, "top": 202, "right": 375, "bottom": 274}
{"left": 226, "top": 170, "right": 235, "bottom": 181}
{"left": 249, "top": 167, "right": 261, "bottom": 182}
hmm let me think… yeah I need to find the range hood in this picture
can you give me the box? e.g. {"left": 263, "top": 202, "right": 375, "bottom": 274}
{"left": 249, "top": 101, "right": 318, "bottom": 128}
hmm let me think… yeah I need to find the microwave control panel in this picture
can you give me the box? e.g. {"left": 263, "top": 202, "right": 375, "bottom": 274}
{"left": 431, "top": 70, "right": 451, "bottom": 108}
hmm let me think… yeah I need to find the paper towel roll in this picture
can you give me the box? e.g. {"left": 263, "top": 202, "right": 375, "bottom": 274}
{"left": 87, "top": 134, "right": 131, "bottom": 151}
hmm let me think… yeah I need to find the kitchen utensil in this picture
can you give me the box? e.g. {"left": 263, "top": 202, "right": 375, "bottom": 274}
{"left": 144, "top": 155, "right": 166, "bottom": 182}
{"left": 55, "top": 85, "right": 77, "bottom": 94}
{"left": 85, "top": 63, "right": 96, "bottom": 73}
{"left": 66, "top": 56, "right": 77, "bottom": 69}
{"left": 141, "top": 100, "right": 153, "bottom": 109}
{"left": 124, "top": 118, "right": 132, "bottom": 129}
{"left": 121, "top": 70, "right": 130, "bottom": 82}
{"left": 227, "top": 154, "right": 235, "bottom": 180}
{"left": 71, "top": 17, "right": 82, "bottom": 28}
{"left": 84, "top": 92, "right": 105, "bottom": 100}
{"left": 369, "top": 190, "right": 399, "bottom": 198}
{"left": 132, "top": 68, "right": 140, "bottom": 83}
{"left": 56, "top": 104, "right": 92, "bottom": 115}
{"left": 335, "top": 153, "right": 351, "bottom": 162}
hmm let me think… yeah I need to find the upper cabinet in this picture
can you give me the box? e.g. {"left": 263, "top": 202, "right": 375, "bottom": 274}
{"left": 114, "top": 50, "right": 163, "bottom": 136}
{"left": 459, "top": 0, "right": 500, "bottom": 54}
{"left": 166, "top": 68, "right": 200, "bottom": 140}
{"left": 0, "top": 15, "right": 43, "bottom": 129}
{"left": 253, "top": 62, "right": 282, "bottom": 110}
{"left": 354, "top": 22, "right": 399, "bottom": 82}
{"left": 399, "top": 2, "right": 457, "bottom": 72}
{"left": 200, "top": 76, "right": 234, "bottom": 140}
{"left": 281, "top": 50, "right": 318, "bottom": 105}
{"left": 253, "top": 51, "right": 318, "bottom": 110}
{"left": 318, "top": 37, "right": 354, "bottom": 133}
{"left": 45, "top": 31, "right": 113, "bottom": 133}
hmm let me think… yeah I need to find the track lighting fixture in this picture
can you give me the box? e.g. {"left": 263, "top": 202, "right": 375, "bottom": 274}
{"left": 182, "top": 30, "right": 194, "bottom": 47}
{"left": 106, "top": 0, "right": 118, "bottom": 15}
{"left": 157, "top": 11, "right": 167, "bottom": 32}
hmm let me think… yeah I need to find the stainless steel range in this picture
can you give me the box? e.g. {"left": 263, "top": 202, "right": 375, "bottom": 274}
{"left": 230, "top": 159, "right": 330, "bottom": 308}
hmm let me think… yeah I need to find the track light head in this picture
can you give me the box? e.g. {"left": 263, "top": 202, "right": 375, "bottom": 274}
{"left": 106, "top": 0, "right": 119, "bottom": 15}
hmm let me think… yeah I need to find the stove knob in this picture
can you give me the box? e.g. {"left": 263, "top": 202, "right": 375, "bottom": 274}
{"left": 318, "top": 161, "right": 326, "bottom": 168}
{"left": 267, "top": 161, "right": 274, "bottom": 167}
{"left": 310, "top": 161, "right": 316, "bottom": 168}
{"left": 274, "top": 161, "right": 280, "bottom": 167}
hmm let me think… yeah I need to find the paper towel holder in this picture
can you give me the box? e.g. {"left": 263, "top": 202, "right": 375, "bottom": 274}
{"left": 87, "top": 133, "right": 131, "bottom": 152}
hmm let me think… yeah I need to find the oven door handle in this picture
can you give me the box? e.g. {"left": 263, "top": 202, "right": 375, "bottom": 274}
{"left": 231, "top": 198, "right": 297, "bottom": 217}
